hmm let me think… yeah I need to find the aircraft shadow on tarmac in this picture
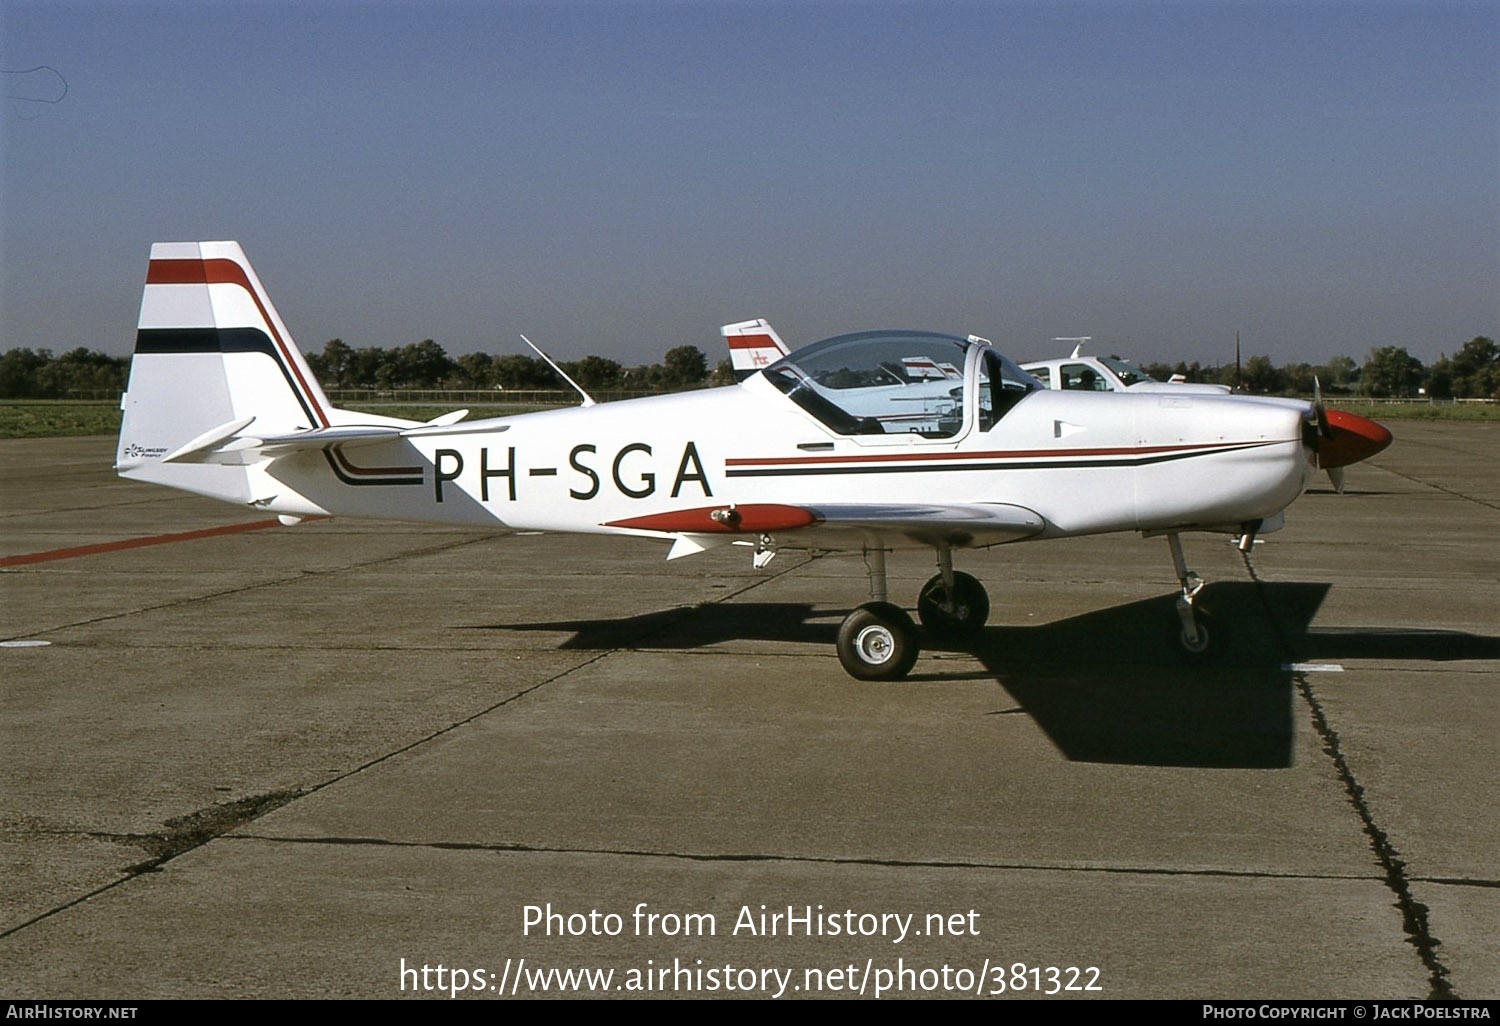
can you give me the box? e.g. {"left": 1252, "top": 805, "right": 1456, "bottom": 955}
{"left": 1306, "top": 486, "right": 1396, "bottom": 497}
{"left": 479, "top": 581, "right": 1498, "bottom": 770}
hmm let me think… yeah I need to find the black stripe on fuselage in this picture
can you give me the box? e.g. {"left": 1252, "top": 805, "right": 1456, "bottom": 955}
{"left": 321, "top": 448, "right": 424, "bottom": 487}
{"left": 724, "top": 443, "right": 1281, "bottom": 478}
{"left": 134, "top": 327, "right": 319, "bottom": 427}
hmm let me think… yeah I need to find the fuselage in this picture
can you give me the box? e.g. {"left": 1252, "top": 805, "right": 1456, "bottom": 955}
{"left": 246, "top": 335, "right": 1316, "bottom": 548}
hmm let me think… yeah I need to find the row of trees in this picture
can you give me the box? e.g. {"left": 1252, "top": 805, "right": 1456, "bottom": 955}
{"left": 0, "top": 347, "right": 131, "bottom": 399}
{"left": 0, "top": 340, "right": 720, "bottom": 398}
{"left": 1133, "top": 337, "right": 1499, "bottom": 400}
{"left": 2, "top": 337, "right": 1495, "bottom": 401}
{"left": 302, "top": 338, "right": 715, "bottom": 392}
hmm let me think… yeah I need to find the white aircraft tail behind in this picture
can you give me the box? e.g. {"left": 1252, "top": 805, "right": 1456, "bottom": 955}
{"left": 721, "top": 318, "right": 791, "bottom": 381}
{"left": 116, "top": 241, "right": 388, "bottom": 505}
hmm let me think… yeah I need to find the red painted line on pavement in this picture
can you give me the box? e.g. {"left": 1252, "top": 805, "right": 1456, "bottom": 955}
{"left": 0, "top": 518, "right": 317, "bottom": 567}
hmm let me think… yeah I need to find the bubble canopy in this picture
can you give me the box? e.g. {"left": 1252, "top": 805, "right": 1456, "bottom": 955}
{"left": 761, "top": 330, "right": 1041, "bottom": 437}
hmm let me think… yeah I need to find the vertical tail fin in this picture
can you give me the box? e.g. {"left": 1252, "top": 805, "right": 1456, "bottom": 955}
{"left": 721, "top": 318, "right": 792, "bottom": 381}
{"left": 117, "top": 241, "right": 334, "bottom": 501}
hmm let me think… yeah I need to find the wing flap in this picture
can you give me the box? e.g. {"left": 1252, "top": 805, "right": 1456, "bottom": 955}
{"left": 801, "top": 502, "right": 1046, "bottom": 547}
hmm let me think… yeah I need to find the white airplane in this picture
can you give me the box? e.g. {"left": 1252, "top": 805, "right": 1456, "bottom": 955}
{"left": 117, "top": 242, "right": 1393, "bottom": 680}
{"left": 1020, "top": 339, "right": 1233, "bottom": 395}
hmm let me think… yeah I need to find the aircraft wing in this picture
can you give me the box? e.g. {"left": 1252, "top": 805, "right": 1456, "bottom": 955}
{"left": 786, "top": 502, "right": 1045, "bottom": 546}
{"left": 605, "top": 501, "right": 1046, "bottom": 555}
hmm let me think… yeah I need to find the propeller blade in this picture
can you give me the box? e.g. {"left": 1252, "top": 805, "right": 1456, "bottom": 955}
{"left": 1313, "top": 376, "right": 1332, "bottom": 438}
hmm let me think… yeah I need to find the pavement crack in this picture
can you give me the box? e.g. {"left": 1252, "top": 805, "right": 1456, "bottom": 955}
{"left": 1369, "top": 459, "right": 1499, "bottom": 512}
{"left": 0, "top": 496, "right": 181, "bottom": 522}
{"left": 3, "top": 533, "right": 498, "bottom": 643}
{"left": 115, "top": 789, "right": 305, "bottom": 872}
{"left": 0, "top": 789, "right": 304, "bottom": 940}
{"left": 1241, "top": 550, "right": 1457, "bottom": 1000}
{"left": 4, "top": 576, "right": 313, "bottom": 642}
{"left": 221, "top": 833, "right": 1394, "bottom": 883}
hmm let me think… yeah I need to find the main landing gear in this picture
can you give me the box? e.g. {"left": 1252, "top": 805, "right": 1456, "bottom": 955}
{"left": 834, "top": 535, "right": 1229, "bottom": 679}
{"left": 836, "top": 545, "right": 991, "bottom": 680}
{"left": 836, "top": 601, "right": 920, "bottom": 681}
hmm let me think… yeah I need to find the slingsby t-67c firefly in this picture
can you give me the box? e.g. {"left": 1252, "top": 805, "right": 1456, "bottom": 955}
{"left": 117, "top": 242, "right": 1393, "bottom": 679}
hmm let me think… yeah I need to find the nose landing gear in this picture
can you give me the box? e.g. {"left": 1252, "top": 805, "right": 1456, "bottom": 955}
{"left": 917, "top": 546, "right": 990, "bottom": 642}
{"left": 1166, "top": 532, "right": 1224, "bottom": 661}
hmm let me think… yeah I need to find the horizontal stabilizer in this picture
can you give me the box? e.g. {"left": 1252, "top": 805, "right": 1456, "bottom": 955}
{"left": 160, "top": 416, "right": 257, "bottom": 463}
{"left": 255, "top": 424, "right": 409, "bottom": 453}
{"left": 162, "top": 423, "right": 408, "bottom": 464}
{"left": 400, "top": 418, "right": 510, "bottom": 440}
{"left": 424, "top": 409, "right": 470, "bottom": 427}
{"left": 164, "top": 414, "right": 502, "bottom": 465}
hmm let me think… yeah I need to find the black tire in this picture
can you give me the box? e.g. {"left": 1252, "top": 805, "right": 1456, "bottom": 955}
{"left": 1174, "top": 604, "right": 1225, "bottom": 663}
{"left": 917, "top": 571, "right": 990, "bottom": 642}
{"left": 837, "top": 602, "right": 920, "bottom": 681}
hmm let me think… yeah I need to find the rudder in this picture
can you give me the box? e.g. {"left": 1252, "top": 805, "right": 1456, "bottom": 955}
{"left": 116, "top": 241, "right": 334, "bottom": 502}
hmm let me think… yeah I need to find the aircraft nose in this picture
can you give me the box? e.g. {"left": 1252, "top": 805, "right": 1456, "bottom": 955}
{"left": 1317, "top": 409, "right": 1393, "bottom": 469}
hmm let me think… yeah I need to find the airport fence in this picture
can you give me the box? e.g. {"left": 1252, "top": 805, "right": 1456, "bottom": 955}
{"left": 1339, "top": 397, "right": 1497, "bottom": 406}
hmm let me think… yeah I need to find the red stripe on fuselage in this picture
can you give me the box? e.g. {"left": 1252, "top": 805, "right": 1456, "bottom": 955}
{"left": 146, "top": 257, "right": 329, "bottom": 427}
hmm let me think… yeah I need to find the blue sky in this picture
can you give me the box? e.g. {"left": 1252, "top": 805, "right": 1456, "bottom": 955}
{"left": 3, "top": 0, "right": 1497, "bottom": 368}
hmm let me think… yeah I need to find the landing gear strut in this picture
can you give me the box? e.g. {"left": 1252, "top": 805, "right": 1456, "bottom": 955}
{"left": 834, "top": 545, "right": 993, "bottom": 680}
{"left": 1166, "top": 533, "right": 1220, "bottom": 660}
{"left": 917, "top": 545, "right": 990, "bottom": 642}
{"left": 836, "top": 547, "right": 921, "bottom": 680}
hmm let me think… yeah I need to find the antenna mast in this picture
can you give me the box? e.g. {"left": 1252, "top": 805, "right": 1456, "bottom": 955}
{"left": 1054, "top": 336, "right": 1092, "bottom": 359}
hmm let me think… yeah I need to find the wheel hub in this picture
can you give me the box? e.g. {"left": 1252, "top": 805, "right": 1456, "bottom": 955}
{"left": 854, "top": 625, "right": 896, "bottom": 664}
